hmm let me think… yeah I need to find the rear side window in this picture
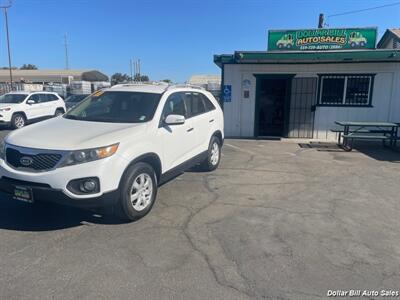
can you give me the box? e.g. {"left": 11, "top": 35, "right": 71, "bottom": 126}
{"left": 39, "top": 94, "right": 53, "bottom": 103}
{"left": 201, "top": 94, "right": 216, "bottom": 112}
{"left": 184, "top": 93, "right": 206, "bottom": 118}
{"left": 47, "top": 94, "right": 59, "bottom": 101}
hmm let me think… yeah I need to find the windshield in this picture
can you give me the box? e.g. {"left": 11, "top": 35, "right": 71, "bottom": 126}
{"left": 0, "top": 94, "right": 28, "bottom": 104}
{"left": 65, "top": 94, "right": 88, "bottom": 103}
{"left": 64, "top": 91, "right": 162, "bottom": 123}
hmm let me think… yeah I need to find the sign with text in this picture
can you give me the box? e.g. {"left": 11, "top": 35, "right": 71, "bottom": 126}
{"left": 268, "top": 28, "right": 377, "bottom": 51}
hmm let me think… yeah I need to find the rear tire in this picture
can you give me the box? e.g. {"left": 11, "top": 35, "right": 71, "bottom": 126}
{"left": 115, "top": 162, "right": 158, "bottom": 221}
{"left": 11, "top": 113, "right": 26, "bottom": 129}
{"left": 200, "top": 136, "right": 221, "bottom": 171}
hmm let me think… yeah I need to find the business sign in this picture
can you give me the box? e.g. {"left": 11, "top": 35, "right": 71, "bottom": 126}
{"left": 223, "top": 85, "right": 232, "bottom": 102}
{"left": 268, "top": 28, "right": 377, "bottom": 51}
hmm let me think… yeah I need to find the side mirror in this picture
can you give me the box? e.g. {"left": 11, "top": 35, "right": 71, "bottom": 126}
{"left": 164, "top": 114, "right": 185, "bottom": 125}
{"left": 27, "top": 99, "right": 35, "bottom": 105}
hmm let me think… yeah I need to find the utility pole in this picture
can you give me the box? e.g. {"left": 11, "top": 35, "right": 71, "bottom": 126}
{"left": 138, "top": 59, "right": 141, "bottom": 81}
{"left": 64, "top": 33, "right": 69, "bottom": 70}
{"left": 130, "top": 58, "right": 133, "bottom": 81}
{"left": 318, "top": 13, "right": 324, "bottom": 28}
{"left": 1, "top": 0, "right": 13, "bottom": 89}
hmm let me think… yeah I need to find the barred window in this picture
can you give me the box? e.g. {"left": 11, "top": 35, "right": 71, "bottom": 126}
{"left": 319, "top": 75, "right": 373, "bottom": 106}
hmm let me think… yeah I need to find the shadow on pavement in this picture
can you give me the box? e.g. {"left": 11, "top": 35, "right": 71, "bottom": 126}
{"left": 0, "top": 194, "right": 125, "bottom": 232}
{"left": 299, "top": 141, "right": 400, "bottom": 162}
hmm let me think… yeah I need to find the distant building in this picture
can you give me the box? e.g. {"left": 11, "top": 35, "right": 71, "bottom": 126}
{"left": 377, "top": 29, "right": 400, "bottom": 49}
{"left": 0, "top": 69, "right": 108, "bottom": 84}
{"left": 188, "top": 74, "right": 221, "bottom": 100}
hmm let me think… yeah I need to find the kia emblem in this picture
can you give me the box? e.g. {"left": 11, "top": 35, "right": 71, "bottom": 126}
{"left": 20, "top": 156, "right": 33, "bottom": 167}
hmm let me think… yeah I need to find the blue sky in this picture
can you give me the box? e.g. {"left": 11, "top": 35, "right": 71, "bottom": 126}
{"left": 1, "top": 0, "right": 399, "bottom": 82}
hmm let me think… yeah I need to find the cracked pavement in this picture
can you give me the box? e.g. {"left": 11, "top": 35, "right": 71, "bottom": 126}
{"left": 1, "top": 130, "right": 400, "bottom": 299}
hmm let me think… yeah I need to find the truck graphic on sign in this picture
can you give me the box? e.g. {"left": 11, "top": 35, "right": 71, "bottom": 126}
{"left": 276, "top": 34, "right": 294, "bottom": 49}
{"left": 349, "top": 32, "right": 367, "bottom": 47}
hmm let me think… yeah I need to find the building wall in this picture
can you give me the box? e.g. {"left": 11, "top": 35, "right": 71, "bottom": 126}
{"left": 223, "top": 62, "right": 400, "bottom": 140}
{"left": 379, "top": 38, "right": 400, "bottom": 49}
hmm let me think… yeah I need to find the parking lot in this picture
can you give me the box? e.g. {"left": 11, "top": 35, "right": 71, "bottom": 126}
{"left": 1, "top": 128, "right": 400, "bottom": 299}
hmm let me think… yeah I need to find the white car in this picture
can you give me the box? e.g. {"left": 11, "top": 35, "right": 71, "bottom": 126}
{"left": 0, "top": 91, "right": 66, "bottom": 129}
{"left": 0, "top": 84, "right": 224, "bottom": 221}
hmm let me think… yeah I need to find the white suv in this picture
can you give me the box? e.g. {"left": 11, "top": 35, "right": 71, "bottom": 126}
{"left": 0, "top": 84, "right": 224, "bottom": 221}
{"left": 0, "top": 91, "right": 66, "bottom": 129}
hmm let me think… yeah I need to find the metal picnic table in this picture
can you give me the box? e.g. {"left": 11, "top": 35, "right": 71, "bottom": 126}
{"left": 334, "top": 121, "right": 399, "bottom": 151}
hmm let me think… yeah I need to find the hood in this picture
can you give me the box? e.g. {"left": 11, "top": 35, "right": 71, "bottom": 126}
{"left": 6, "top": 117, "right": 148, "bottom": 150}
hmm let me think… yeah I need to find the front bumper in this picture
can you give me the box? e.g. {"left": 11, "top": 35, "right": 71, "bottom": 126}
{"left": 0, "top": 112, "right": 12, "bottom": 123}
{"left": 0, "top": 176, "right": 119, "bottom": 207}
{"left": 0, "top": 153, "right": 128, "bottom": 202}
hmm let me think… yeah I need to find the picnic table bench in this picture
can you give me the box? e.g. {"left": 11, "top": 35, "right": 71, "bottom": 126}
{"left": 332, "top": 121, "right": 399, "bottom": 151}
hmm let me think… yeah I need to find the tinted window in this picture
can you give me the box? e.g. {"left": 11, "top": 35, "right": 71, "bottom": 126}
{"left": 0, "top": 94, "right": 27, "bottom": 103}
{"left": 162, "top": 93, "right": 186, "bottom": 119}
{"left": 201, "top": 94, "right": 216, "bottom": 112}
{"left": 28, "top": 94, "right": 41, "bottom": 103}
{"left": 38, "top": 94, "right": 50, "bottom": 103}
{"left": 64, "top": 91, "right": 161, "bottom": 123}
{"left": 185, "top": 93, "right": 206, "bottom": 118}
{"left": 46, "top": 94, "right": 59, "bottom": 101}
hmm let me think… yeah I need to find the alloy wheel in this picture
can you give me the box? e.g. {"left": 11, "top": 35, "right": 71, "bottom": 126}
{"left": 130, "top": 173, "right": 153, "bottom": 211}
{"left": 15, "top": 116, "right": 25, "bottom": 128}
{"left": 210, "top": 142, "right": 219, "bottom": 165}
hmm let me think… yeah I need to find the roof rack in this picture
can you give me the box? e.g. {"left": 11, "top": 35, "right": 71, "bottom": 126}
{"left": 167, "top": 83, "right": 205, "bottom": 90}
{"left": 111, "top": 81, "right": 169, "bottom": 89}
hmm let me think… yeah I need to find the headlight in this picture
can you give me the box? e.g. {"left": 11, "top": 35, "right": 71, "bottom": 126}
{"left": 0, "top": 107, "right": 11, "bottom": 112}
{"left": 59, "top": 143, "right": 119, "bottom": 167}
{"left": 0, "top": 140, "right": 5, "bottom": 160}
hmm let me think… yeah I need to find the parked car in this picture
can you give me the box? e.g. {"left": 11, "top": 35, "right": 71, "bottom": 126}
{"left": 0, "top": 91, "right": 66, "bottom": 129}
{"left": 0, "top": 84, "right": 224, "bottom": 221}
{"left": 64, "top": 94, "right": 89, "bottom": 111}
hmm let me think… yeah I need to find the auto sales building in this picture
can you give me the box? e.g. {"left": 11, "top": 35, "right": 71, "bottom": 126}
{"left": 214, "top": 27, "right": 400, "bottom": 140}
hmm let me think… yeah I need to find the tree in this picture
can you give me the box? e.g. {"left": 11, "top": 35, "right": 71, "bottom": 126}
{"left": 133, "top": 74, "right": 149, "bottom": 82}
{"left": 20, "top": 64, "right": 38, "bottom": 70}
{"left": 0, "top": 66, "right": 17, "bottom": 70}
{"left": 162, "top": 79, "right": 172, "bottom": 84}
{"left": 111, "top": 73, "right": 131, "bottom": 85}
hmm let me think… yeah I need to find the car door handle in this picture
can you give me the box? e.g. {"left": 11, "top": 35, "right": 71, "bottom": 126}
{"left": 209, "top": 119, "right": 214, "bottom": 123}
{"left": 187, "top": 127, "right": 194, "bottom": 132}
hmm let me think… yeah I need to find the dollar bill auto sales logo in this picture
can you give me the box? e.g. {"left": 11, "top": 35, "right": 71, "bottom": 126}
{"left": 295, "top": 29, "right": 347, "bottom": 48}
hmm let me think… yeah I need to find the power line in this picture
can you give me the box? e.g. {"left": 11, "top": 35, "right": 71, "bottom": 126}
{"left": 328, "top": 1, "right": 400, "bottom": 18}
{"left": 0, "top": 0, "right": 13, "bottom": 88}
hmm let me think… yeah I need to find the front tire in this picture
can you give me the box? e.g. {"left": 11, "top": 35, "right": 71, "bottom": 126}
{"left": 200, "top": 136, "right": 221, "bottom": 171}
{"left": 116, "top": 162, "right": 158, "bottom": 221}
{"left": 11, "top": 113, "right": 26, "bottom": 129}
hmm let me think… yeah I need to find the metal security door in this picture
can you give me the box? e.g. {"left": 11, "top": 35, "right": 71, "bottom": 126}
{"left": 287, "top": 77, "right": 317, "bottom": 138}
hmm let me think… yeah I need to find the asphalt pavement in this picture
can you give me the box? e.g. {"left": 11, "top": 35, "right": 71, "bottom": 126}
{"left": 1, "top": 128, "right": 400, "bottom": 299}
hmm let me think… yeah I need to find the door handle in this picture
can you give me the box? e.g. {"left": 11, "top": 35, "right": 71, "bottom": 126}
{"left": 209, "top": 119, "right": 214, "bottom": 123}
{"left": 187, "top": 127, "right": 194, "bottom": 132}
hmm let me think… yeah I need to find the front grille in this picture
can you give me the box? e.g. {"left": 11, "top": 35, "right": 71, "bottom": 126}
{"left": 6, "top": 147, "right": 63, "bottom": 172}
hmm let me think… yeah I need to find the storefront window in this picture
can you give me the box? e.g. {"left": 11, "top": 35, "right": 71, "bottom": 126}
{"left": 319, "top": 75, "right": 373, "bottom": 106}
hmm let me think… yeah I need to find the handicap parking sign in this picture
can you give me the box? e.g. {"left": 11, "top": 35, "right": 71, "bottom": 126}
{"left": 223, "top": 85, "right": 231, "bottom": 102}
